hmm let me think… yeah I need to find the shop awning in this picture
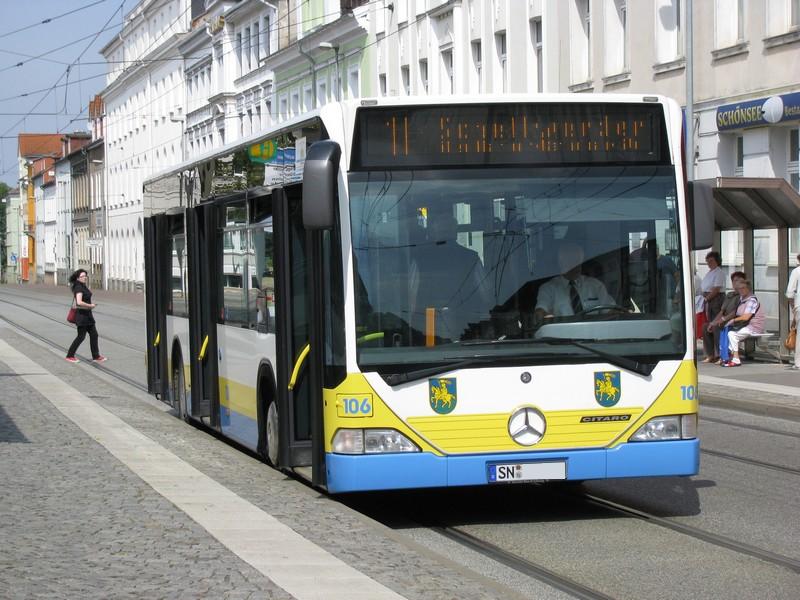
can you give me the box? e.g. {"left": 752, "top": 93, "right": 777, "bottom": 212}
{"left": 694, "top": 177, "right": 800, "bottom": 230}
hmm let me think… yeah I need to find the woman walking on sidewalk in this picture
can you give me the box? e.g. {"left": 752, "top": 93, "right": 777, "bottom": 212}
{"left": 66, "top": 269, "right": 107, "bottom": 363}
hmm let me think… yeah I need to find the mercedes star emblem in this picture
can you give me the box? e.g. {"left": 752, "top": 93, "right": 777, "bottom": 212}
{"left": 508, "top": 406, "right": 546, "bottom": 446}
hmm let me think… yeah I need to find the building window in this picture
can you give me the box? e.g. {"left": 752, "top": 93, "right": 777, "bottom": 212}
{"left": 379, "top": 73, "right": 388, "bottom": 96}
{"left": 531, "top": 18, "right": 543, "bottom": 92}
{"left": 735, "top": 135, "right": 744, "bottom": 176}
{"left": 766, "top": 0, "right": 800, "bottom": 36}
{"left": 655, "top": 0, "right": 682, "bottom": 64}
{"left": 419, "top": 59, "right": 428, "bottom": 94}
{"left": 253, "top": 22, "right": 260, "bottom": 65}
{"left": 604, "top": 0, "right": 628, "bottom": 75}
{"left": 263, "top": 15, "right": 271, "bottom": 55}
{"left": 715, "top": 0, "right": 745, "bottom": 48}
{"left": 348, "top": 66, "right": 360, "bottom": 100}
{"left": 441, "top": 49, "right": 454, "bottom": 94}
{"left": 236, "top": 33, "right": 243, "bottom": 76}
{"left": 471, "top": 41, "right": 482, "bottom": 92}
{"left": 401, "top": 65, "right": 410, "bottom": 95}
{"left": 496, "top": 32, "right": 507, "bottom": 92}
{"left": 243, "top": 27, "right": 251, "bottom": 72}
{"left": 571, "top": 0, "right": 591, "bottom": 83}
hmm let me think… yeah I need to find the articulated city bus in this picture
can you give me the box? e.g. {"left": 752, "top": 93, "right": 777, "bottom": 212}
{"left": 144, "top": 95, "right": 711, "bottom": 493}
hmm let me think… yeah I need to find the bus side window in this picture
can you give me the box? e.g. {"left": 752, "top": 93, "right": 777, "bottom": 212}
{"left": 251, "top": 214, "right": 275, "bottom": 333}
{"left": 221, "top": 229, "right": 247, "bottom": 325}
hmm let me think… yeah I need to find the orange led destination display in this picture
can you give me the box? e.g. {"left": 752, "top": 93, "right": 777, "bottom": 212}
{"left": 352, "top": 103, "right": 668, "bottom": 169}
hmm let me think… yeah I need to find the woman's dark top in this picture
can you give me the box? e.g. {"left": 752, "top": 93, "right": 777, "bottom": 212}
{"left": 72, "top": 281, "right": 96, "bottom": 326}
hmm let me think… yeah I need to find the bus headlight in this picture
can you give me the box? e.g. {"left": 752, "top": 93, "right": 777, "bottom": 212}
{"left": 365, "top": 429, "right": 419, "bottom": 453}
{"left": 630, "top": 414, "right": 697, "bottom": 441}
{"left": 332, "top": 428, "right": 420, "bottom": 454}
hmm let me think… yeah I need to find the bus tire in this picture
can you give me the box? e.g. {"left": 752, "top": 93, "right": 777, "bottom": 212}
{"left": 171, "top": 349, "right": 188, "bottom": 422}
{"left": 265, "top": 398, "right": 279, "bottom": 467}
{"left": 257, "top": 367, "right": 279, "bottom": 466}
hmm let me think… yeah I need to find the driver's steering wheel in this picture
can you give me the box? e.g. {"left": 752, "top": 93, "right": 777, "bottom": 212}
{"left": 576, "top": 304, "right": 629, "bottom": 317}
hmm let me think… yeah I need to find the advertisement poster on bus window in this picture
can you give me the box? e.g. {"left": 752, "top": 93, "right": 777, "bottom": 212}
{"left": 249, "top": 135, "right": 309, "bottom": 187}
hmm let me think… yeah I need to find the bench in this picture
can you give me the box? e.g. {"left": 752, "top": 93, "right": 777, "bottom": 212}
{"left": 741, "top": 333, "right": 783, "bottom": 363}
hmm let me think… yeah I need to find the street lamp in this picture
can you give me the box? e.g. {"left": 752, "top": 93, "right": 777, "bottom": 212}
{"left": 318, "top": 42, "right": 341, "bottom": 101}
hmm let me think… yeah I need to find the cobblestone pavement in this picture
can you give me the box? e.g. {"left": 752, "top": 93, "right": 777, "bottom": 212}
{"left": 0, "top": 352, "right": 291, "bottom": 599}
{"left": 0, "top": 325, "right": 522, "bottom": 600}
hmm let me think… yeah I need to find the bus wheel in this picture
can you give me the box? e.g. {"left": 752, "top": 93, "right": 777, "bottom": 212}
{"left": 265, "top": 399, "right": 279, "bottom": 466}
{"left": 172, "top": 355, "right": 188, "bottom": 421}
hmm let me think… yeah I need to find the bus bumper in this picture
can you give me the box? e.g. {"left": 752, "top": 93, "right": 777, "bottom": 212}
{"left": 325, "top": 439, "right": 700, "bottom": 493}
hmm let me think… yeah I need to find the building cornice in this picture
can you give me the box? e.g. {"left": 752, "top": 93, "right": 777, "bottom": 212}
{"left": 101, "top": 33, "right": 186, "bottom": 99}
{"left": 100, "top": 0, "right": 176, "bottom": 56}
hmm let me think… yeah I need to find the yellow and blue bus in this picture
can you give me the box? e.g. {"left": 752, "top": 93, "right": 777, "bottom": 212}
{"left": 144, "top": 95, "right": 711, "bottom": 493}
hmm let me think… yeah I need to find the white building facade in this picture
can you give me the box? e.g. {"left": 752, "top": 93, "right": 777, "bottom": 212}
{"left": 100, "top": 0, "right": 800, "bottom": 309}
{"left": 101, "top": 0, "right": 192, "bottom": 290}
{"left": 55, "top": 157, "right": 73, "bottom": 285}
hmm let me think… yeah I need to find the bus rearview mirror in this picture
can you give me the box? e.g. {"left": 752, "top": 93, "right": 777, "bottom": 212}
{"left": 302, "top": 140, "right": 342, "bottom": 230}
{"left": 687, "top": 180, "right": 715, "bottom": 251}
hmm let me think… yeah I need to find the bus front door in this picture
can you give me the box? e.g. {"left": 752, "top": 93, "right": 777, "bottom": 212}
{"left": 274, "top": 185, "right": 313, "bottom": 471}
{"left": 186, "top": 203, "right": 220, "bottom": 426}
{"left": 143, "top": 214, "right": 169, "bottom": 402}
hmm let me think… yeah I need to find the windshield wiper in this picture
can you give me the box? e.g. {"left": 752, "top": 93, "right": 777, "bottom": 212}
{"left": 383, "top": 356, "right": 494, "bottom": 386}
{"left": 456, "top": 337, "right": 655, "bottom": 376}
{"left": 534, "top": 337, "right": 655, "bottom": 376}
{"left": 382, "top": 337, "right": 655, "bottom": 386}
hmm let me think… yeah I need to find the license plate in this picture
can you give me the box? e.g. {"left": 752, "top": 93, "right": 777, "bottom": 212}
{"left": 488, "top": 461, "right": 567, "bottom": 483}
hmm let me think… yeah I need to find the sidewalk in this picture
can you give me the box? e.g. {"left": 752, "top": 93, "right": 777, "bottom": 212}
{"left": 698, "top": 359, "right": 800, "bottom": 421}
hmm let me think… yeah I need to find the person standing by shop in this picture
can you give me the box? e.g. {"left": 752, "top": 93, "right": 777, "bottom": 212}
{"left": 66, "top": 269, "right": 107, "bottom": 363}
{"left": 700, "top": 251, "right": 725, "bottom": 363}
{"left": 786, "top": 253, "right": 800, "bottom": 371}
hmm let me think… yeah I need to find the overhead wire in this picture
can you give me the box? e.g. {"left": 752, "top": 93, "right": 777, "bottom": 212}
{"left": 8, "top": 0, "right": 395, "bottom": 177}
{"left": 0, "top": 0, "right": 127, "bottom": 139}
{"left": 0, "top": 0, "right": 110, "bottom": 40}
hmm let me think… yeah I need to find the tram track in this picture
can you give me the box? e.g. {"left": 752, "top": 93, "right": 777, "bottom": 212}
{"left": 700, "top": 447, "right": 800, "bottom": 476}
{"left": 0, "top": 312, "right": 149, "bottom": 394}
{"left": 577, "top": 490, "right": 800, "bottom": 575}
{"left": 435, "top": 525, "right": 612, "bottom": 600}
{"left": 0, "top": 293, "right": 143, "bottom": 352}
{"left": 701, "top": 414, "right": 800, "bottom": 439}
{"left": 400, "top": 483, "right": 800, "bottom": 599}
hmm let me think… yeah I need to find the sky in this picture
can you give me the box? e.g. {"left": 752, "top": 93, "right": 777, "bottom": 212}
{"left": 0, "top": 0, "right": 126, "bottom": 187}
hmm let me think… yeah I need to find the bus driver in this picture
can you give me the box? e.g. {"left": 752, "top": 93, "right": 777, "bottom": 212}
{"left": 534, "top": 241, "right": 614, "bottom": 322}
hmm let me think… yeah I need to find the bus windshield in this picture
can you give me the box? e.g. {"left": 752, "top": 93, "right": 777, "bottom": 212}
{"left": 349, "top": 166, "right": 685, "bottom": 372}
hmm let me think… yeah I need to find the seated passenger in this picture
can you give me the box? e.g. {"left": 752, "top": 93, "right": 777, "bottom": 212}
{"left": 534, "top": 241, "right": 614, "bottom": 322}
{"left": 721, "top": 279, "right": 765, "bottom": 367}
{"left": 409, "top": 214, "right": 488, "bottom": 341}
{"left": 706, "top": 271, "right": 746, "bottom": 364}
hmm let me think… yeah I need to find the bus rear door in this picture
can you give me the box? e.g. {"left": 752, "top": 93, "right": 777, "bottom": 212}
{"left": 186, "top": 202, "right": 220, "bottom": 425}
{"left": 144, "top": 213, "right": 169, "bottom": 401}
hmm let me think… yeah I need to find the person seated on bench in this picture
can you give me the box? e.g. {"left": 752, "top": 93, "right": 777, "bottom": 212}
{"left": 721, "top": 279, "right": 765, "bottom": 367}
